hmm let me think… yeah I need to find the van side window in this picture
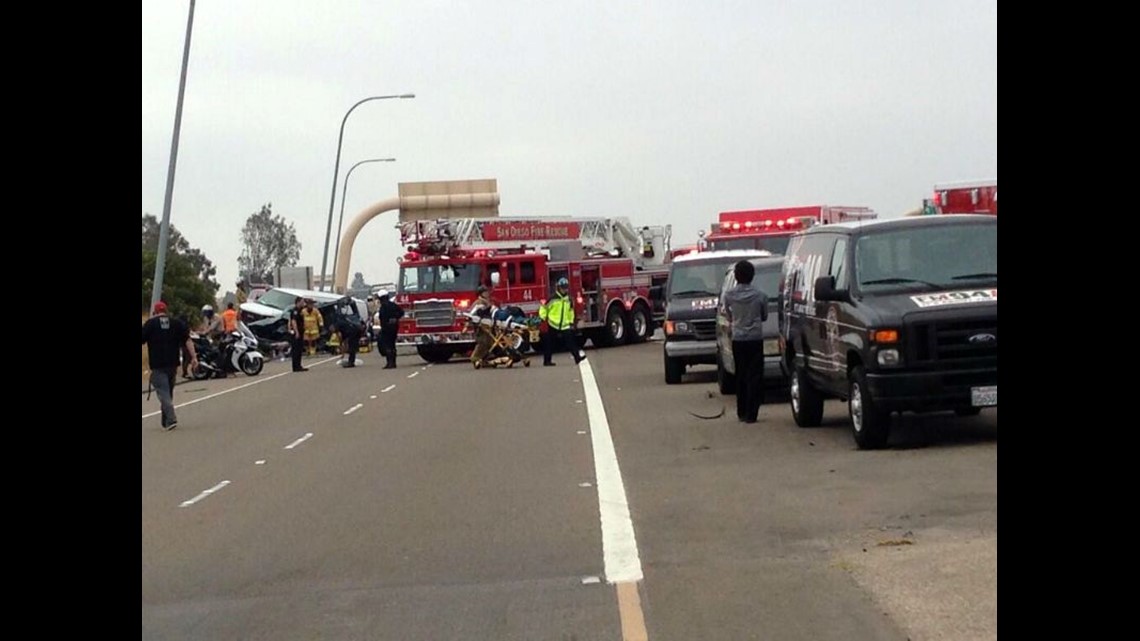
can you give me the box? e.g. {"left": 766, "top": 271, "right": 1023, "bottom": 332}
{"left": 793, "top": 234, "right": 837, "bottom": 304}
{"left": 830, "top": 238, "right": 849, "bottom": 290}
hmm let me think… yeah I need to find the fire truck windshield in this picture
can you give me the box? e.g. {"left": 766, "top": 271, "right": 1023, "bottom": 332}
{"left": 707, "top": 235, "right": 792, "bottom": 254}
{"left": 398, "top": 263, "right": 483, "bottom": 294}
{"left": 855, "top": 222, "right": 996, "bottom": 293}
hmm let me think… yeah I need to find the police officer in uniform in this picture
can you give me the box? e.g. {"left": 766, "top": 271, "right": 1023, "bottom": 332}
{"left": 375, "top": 290, "right": 404, "bottom": 369}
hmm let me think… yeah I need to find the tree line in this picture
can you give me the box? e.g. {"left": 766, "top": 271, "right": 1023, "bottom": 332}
{"left": 142, "top": 203, "right": 302, "bottom": 322}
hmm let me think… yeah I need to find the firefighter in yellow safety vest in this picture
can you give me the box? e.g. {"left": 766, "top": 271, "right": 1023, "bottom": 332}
{"left": 538, "top": 277, "right": 584, "bottom": 366}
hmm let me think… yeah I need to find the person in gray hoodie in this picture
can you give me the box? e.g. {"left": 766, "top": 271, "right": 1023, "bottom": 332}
{"left": 723, "top": 260, "right": 769, "bottom": 423}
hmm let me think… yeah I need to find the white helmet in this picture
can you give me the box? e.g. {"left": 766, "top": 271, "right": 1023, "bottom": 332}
{"left": 201, "top": 304, "right": 214, "bottom": 313}
{"left": 376, "top": 289, "right": 389, "bottom": 299}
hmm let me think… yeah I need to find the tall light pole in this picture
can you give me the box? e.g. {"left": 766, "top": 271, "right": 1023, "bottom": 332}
{"left": 331, "top": 157, "right": 396, "bottom": 282}
{"left": 150, "top": 0, "right": 197, "bottom": 311}
{"left": 318, "top": 93, "right": 414, "bottom": 291}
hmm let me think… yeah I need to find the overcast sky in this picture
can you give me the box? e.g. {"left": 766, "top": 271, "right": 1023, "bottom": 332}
{"left": 142, "top": 0, "right": 996, "bottom": 295}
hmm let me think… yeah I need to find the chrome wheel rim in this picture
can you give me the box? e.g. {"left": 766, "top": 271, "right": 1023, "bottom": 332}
{"left": 610, "top": 315, "right": 624, "bottom": 340}
{"left": 791, "top": 371, "right": 801, "bottom": 415}
{"left": 851, "top": 382, "right": 864, "bottom": 432}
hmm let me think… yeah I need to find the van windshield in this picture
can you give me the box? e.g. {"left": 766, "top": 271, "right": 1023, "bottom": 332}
{"left": 751, "top": 263, "right": 784, "bottom": 300}
{"left": 255, "top": 289, "right": 304, "bottom": 310}
{"left": 707, "top": 235, "right": 791, "bottom": 255}
{"left": 855, "top": 223, "right": 996, "bottom": 292}
{"left": 670, "top": 259, "right": 750, "bottom": 297}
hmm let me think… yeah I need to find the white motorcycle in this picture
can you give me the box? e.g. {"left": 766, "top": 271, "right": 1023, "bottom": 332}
{"left": 192, "top": 321, "right": 265, "bottom": 378}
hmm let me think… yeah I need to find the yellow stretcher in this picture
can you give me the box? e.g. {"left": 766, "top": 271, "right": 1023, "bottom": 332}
{"left": 466, "top": 312, "right": 541, "bottom": 369}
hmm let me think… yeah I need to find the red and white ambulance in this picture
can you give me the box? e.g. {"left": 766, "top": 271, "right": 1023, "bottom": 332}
{"left": 931, "top": 180, "right": 997, "bottom": 215}
{"left": 699, "top": 206, "right": 877, "bottom": 255}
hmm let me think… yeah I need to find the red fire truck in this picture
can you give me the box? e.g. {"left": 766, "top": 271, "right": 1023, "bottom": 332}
{"left": 393, "top": 217, "right": 673, "bottom": 363}
{"left": 698, "top": 205, "right": 877, "bottom": 254}
{"left": 931, "top": 180, "right": 997, "bottom": 215}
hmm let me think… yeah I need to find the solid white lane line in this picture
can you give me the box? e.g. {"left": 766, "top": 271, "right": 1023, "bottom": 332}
{"left": 179, "top": 480, "right": 230, "bottom": 508}
{"left": 382, "top": 385, "right": 396, "bottom": 393}
{"left": 284, "top": 433, "right": 313, "bottom": 450}
{"left": 142, "top": 371, "right": 290, "bottom": 419}
{"left": 578, "top": 358, "right": 644, "bottom": 583}
{"left": 344, "top": 404, "right": 363, "bottom": 415}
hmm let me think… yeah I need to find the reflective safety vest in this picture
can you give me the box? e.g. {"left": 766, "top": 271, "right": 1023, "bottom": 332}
{"left": 539, "top": 292, "right": 575, "bottom": 330}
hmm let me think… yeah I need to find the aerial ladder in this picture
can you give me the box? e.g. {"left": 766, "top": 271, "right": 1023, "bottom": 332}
{"left": 398, "top": 216, "right": 672, "bottom": 267}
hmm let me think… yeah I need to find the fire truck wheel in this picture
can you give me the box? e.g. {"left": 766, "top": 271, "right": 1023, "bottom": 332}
{"left": 628, "top": 304, "right": 651, "bottom": 344}
{"left": 600, "top": 304, "right": 628, "bottom": 347}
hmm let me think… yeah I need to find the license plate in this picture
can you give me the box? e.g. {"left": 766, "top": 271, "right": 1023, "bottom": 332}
{"left": 971, "top": 385, "right": 997, "bottom": 407}
{"left": 763, "top": 339, "right": 780, "bottom": 356}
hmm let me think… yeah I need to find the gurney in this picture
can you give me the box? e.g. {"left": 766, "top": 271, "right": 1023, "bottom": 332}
{"left": 464, "top": 309, "right": 542, "bottom": 369}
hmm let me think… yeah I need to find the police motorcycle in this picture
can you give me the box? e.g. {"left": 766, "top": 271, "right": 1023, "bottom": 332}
{"left": 191, "top": 321, "right": 265, "bottom": 379}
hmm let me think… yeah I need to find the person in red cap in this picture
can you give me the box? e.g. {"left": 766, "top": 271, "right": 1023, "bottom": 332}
{"left": 142, "top": 301, "right": 197, "bottom": 430}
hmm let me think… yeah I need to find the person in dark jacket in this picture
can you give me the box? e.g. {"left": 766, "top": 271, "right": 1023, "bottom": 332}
{"left": 142, "top": 301, "right": 197, "bottom": 430}
{"left": 334, "top": 296, "right": 364, "bottom": 368}
{"left": 375, "top": 290, "right": 404, "bottom": 369}
{"left": 722, "top": 260, "right": 769, "bottom": 423}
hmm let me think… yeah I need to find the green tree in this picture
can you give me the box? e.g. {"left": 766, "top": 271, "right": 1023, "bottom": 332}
{"left": 142, "top": 215, "right": 220, "bottom": 320}
{"left": 142, "top": 215, "right": 218, "bottom": 283}
{"left": 237, "top": 203, "right": 302, "bottom": 285}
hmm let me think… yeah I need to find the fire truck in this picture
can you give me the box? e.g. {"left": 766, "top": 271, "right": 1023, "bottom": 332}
{"left": 931, "top": 179, "right": 997, "bottom": 215}
{"left": 393, "top": 216, "right": 673, "bottom": 363}
{"left": 698, "top": 206, "right": 878, "bottom": 255}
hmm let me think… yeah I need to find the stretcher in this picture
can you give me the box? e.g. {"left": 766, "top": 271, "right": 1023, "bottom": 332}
{"left": 465, "top": 310, "right": 542, "bottom": 369}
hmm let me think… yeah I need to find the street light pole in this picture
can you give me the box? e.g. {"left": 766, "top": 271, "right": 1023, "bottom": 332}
{"left": 331, "top": 157, "right": 396, "bottom": 282}
{"left": 150, "top": 0, "right": 197, "bottom": 311}
{"left": 318, "top": 93, "right": 414, "bottom": 291}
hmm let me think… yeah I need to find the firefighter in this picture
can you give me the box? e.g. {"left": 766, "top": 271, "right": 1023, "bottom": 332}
{"left": 538, "top": 277, "right": 584, "bottom": 367}
{"left": 469, "top": 285, "right": 495, "bottom": 366}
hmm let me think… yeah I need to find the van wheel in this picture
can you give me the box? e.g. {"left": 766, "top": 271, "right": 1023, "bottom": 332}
{"left": 849, "top": 366, "right": 890, "bottom": 449}
{"left": 664, "top": 352, "right": 684, "bottom": 384}
{"left": 717, "top": 351, "right": 736, "bottom": 395}
{"left": 790, "top": 362, "right": 824, "bottom": 427}
{"left": 628, "top": 304, "right": 650, "bottom": 344}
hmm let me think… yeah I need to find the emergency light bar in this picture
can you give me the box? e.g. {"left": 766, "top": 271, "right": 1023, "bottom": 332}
{"left": 717, "top": 217, "right": 810, "bottom": 232}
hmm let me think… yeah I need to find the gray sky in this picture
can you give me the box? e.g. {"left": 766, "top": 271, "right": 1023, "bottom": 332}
{"left": 142, "top": 0, "right": 996, "bottom": 294}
